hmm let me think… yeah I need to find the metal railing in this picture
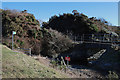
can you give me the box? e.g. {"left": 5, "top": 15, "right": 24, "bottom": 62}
{"left": 73, "top": 34, "right": 120, "bottom": 44}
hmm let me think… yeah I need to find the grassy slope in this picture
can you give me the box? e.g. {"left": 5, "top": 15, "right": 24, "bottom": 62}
{"left": 2, "top": 45, "right": 69, "bottom": 78}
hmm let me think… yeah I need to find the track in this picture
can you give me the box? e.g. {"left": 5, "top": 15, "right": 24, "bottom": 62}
{"left": 67, "top": 65, "right": 103, "bottom": 78}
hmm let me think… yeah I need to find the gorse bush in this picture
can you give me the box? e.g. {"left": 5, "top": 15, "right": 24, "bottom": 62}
{"left": 2, "top": 9, "right": 40, "bottom": 37}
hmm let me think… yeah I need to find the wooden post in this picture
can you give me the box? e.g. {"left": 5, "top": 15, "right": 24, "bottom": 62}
{"left": 83, "top": 34, "right": 84, "bottom": 42}
{"left": 29, "top": 48, "right": 31, "bottom": 56}
{"left": 92, "top": 34, "right": 94, "bottom": 42}
{"left": 81, "top": 36, "right": 82, "bottom": 42}
{"left": 67, "top": 60, "right": 69, "bottom": 67}
{"left": 109, "top": 34, "right": 110, "bottom": 42}
{"left": 103, "top": 34, "right": 104, "bottom": 42}
{"left": 75, "top": 36, "right": 76, "bottom": 43}
{"left": 61, "top": 56, "right": 67, "bottom": 67}
{"left": 12, "top": 33, "right": 14, "bottom": 50}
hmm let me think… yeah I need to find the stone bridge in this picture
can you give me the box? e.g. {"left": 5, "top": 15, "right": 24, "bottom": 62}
{"left": 58, "top": 42, "right": 119, "bottom": 65}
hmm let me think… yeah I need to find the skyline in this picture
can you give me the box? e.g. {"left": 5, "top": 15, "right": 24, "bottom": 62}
{"left": 2, "top": 2, "right": 118, "bottom": 26}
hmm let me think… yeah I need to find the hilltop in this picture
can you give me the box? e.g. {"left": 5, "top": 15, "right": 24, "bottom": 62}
{"left": 43, "top": 10, "right": 119, "bottom": 38}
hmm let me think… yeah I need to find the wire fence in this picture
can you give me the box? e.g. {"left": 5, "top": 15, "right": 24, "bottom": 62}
{"left": 16, "top": 48, "right": 31, "bottom": 56}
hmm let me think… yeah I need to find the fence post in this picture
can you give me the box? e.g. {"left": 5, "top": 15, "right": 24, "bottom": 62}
{"left": 61, "top": 56, "right": 67, "bottom": 67}
{"left": 92, "top": 34, "right": 94, "bottom": 42}
{"left": 83, "top": 34, "right": 84, "bottom": 42}
{"left": 81, "top": 36, "right": 82, "bottom": 42}
{"left": 29, "top": 48, "right": 31, "bottom": 56}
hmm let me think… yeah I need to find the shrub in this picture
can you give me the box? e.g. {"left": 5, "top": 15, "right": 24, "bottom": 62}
{"left": 50, "top": 58, "right": 67, "bottom": 71}
{"left": 89, "top": 24, "right": 98, "bottom": 33}
{"left": 20, "top": 41, "right": 24, "bottom": 46}
{"left": 41, "top": 28, "right": 73, "bottom": 57}
{"left": 14, "top": 44, "right": 19, "bottom": 48}
{"left": 17, "top": 39, "right": 20, "bottom": 43}
{"left": 50, "top": 59, "right": 58, "bottom": 67}
{"left": 107, "top": 71, "right": 119, "bottom": 79}
{"left": 33, "top": 30, "right": 37, "bottom": 39}
{"left": 2, "top": 41, "right": 9, "bottom": 46}
{"left": 32, "top": 42, "right": 41, "bottom": 55}
{"left": 9, "top": 43, "right": 12, "bottom": 48}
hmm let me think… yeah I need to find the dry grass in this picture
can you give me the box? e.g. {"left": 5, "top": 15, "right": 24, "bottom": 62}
{"left": 2, "top": 44, "right": 70, "bottom": 78}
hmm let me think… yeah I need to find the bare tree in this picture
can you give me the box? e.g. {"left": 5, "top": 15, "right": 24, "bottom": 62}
{"left": 72, "top": 10, "right": 79, "bottom": 15}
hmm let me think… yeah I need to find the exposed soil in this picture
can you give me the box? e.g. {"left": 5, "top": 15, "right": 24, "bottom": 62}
{"left": 32, "top": 55, "right": 104, "bottom": 78}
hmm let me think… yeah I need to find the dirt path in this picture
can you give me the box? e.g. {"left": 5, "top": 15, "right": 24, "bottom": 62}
{"left": 67, "top": 66, "right": 103, "bottom": 78}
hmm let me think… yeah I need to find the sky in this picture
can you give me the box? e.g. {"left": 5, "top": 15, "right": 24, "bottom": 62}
{"left": 2, "top": 2, "right": 118, "bottom": 26}
{"left": 2, "top": 0, "right": 120, "bottom": 2}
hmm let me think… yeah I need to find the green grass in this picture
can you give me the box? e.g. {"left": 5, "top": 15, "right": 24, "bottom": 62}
{"left": 2, "top": 45, "right": 69, "bottom": 78}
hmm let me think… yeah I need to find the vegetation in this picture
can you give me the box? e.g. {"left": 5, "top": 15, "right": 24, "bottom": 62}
{"left": 2, "top": 44, "right": 69, "bottom": 78}
{"left": 1, "top": 9, "right": 120, "bottom": 56}
{"left": 1, "top": 8, "right": 120, "bottom": 78}
{"left": 43, "top": 12, "right": 99, "bottom": 36}
{"left": 41, "top": 28, "right": 73, "bottom": 57}
{"left": 50, "top": 58, "right": 67, "bottom": 71}
{"left": 43, "top": 10, "right": 119, "bottom": 39}
{"left": 107, "top": 71, "right": 119, "bottom": 79}
{"left": 1, "top": 9, "right": 73, "bottom": 57}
